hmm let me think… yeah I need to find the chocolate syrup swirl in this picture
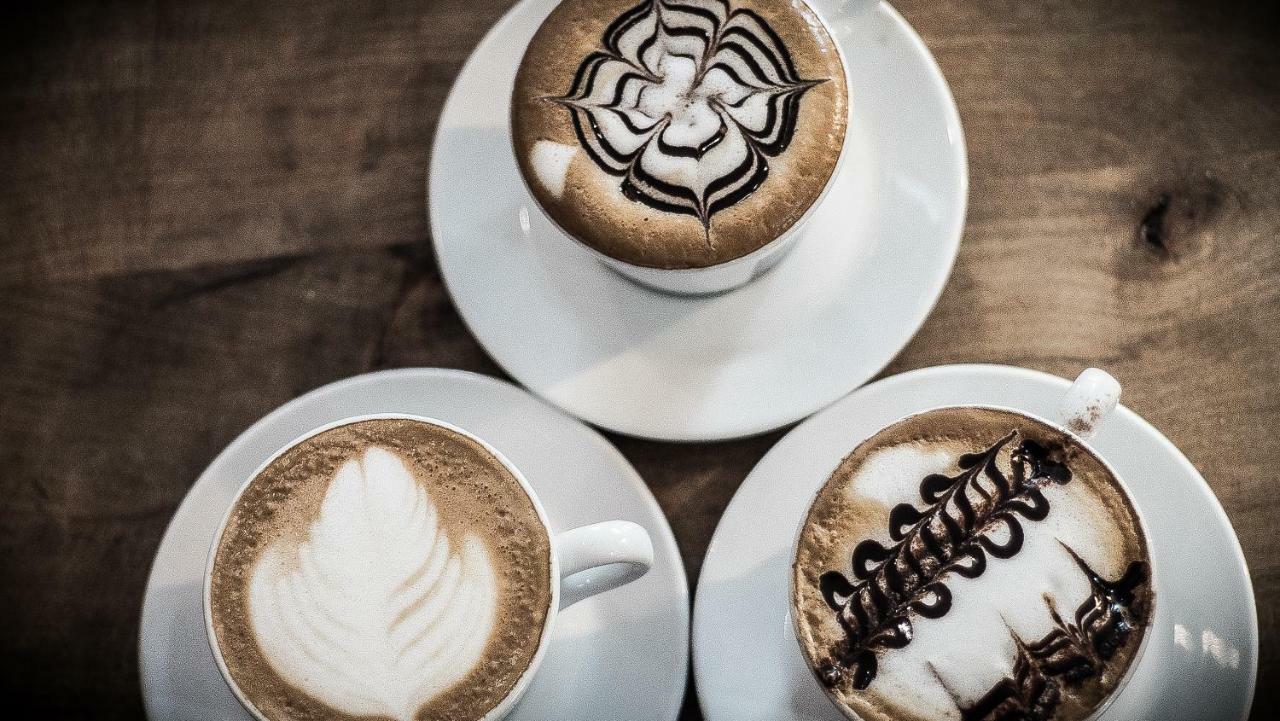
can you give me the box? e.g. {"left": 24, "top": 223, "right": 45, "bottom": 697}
{"left": 550, "top": 0, "right": 823, "bottom": 228}
{"left": 817, "top": 432, "right": 1073, "bottom": 690}
{"left": 956, "top": 547, "right": 1150, "bottom": 721}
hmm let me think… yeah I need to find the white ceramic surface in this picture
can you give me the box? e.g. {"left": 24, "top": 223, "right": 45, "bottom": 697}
{"left": 429, "top": 0, "right": 967, "bottom": 441}
{"left": 139, "top": 368, "right": 689, "bottom": 721}
{"left": 693, "top": 364, "right": 1257, "bottom": 721}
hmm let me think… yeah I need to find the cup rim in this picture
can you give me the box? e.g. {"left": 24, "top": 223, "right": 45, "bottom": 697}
{"left": 202, "top": 412, "right": 561, "bottom": 721}
{"left": 507, "top": 0, "right": 854, "bottom": 276}
{"left": 787, "top": 402, "right": 1157, "bottom": 721}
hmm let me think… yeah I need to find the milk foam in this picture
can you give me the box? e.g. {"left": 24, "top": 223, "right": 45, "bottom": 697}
{"left": 247, "top": 447, "right": 498, "bottom": 721}
{"left": 531, "top": 140, "right": 578, "bottom": 198}
{"left": 846, "top": 444, "right": 1115, "bottom": 718}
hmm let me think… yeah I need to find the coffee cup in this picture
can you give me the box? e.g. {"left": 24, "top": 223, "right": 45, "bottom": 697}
{"left": 203, "top": 414, "right": 654, "bottom": 721}
{"left": 791, "top": 369, "right": 1155, "bottom": 721}
{"left": 510, "top": 0, "right": 851, "bottom": 295}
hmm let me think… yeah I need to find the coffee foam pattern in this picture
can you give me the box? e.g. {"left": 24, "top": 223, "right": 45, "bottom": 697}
{"left": 793, "top": 408, "right": 1152, "bottom": 721}
{"left": 511, "top": 0, "right": 848, "bottom": 269}
{"left": 248, "top": 447, "right": 497, "bottom": 721}
{"left": 208, "top": 419, "right": 552, "bottom": 721}
{"left": 549, "top": 0, "right": 819, "bottom": 225}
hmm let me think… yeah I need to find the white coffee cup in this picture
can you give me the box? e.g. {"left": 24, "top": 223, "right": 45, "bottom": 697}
{"left": 512, "top": 1, "right": 853, "bottom": 297}
{"left": 791, "top": 369, "right": 1155, "bottom": 721}
{"left": 203, "top": 413, "right": 655, "bottom": 721}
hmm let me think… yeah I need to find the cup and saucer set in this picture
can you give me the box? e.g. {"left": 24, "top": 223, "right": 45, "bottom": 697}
{"left": 139, "top": 1, "right": 1257, "bottom": 720}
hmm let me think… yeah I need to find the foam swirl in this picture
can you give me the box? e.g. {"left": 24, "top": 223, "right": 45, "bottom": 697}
{"left": 551, "top": 0, "right": 823, "bottom": 229}
{"left": 247, "top": 447, "right": 497, "bottom": 721}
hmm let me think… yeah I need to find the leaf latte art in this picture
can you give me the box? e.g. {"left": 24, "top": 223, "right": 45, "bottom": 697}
{"left": 248, "top": 447, "right": 498, "bottom": 721}
{"left": 552, "top": 0, "right": 824, "bottom": 227}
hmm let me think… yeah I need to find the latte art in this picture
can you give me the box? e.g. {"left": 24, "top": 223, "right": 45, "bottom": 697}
{"left": 207, "top": 419, "right": 553, "bottom": 721}
{"left": 552, "top": 0, "right": 823, "bottom": 227}
{"left": 512, "top": 0, "right": 847, "bottom": 269}
{"left": 957, "top": 547, "right": 1149, "bottom": 721}
{"left": 793, "top": 408, "right": 1153, "bottom": 721}
{"left": 248, "top": 447, "right": 497, "bottom": 721}
{"left": 815, "top": 434, "right": 1074, "bottom": 691}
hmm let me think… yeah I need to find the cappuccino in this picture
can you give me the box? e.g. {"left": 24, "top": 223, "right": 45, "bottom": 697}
{"left": 792, "top": 407, "right": 1153, "bottom": 721}
{"left": 512, "top": 0, "right": 848, "bottom": 269}
{"left": 207, "top": 418, "right": 553, "bottom": 721}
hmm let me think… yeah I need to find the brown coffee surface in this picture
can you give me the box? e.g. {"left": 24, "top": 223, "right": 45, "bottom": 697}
{"left": 511, "top": 0, "right": 848, "bottom": 269}
{"left": 793, "top": 407, "right": 1153, "bottom": 721}
{"left": 208, "top": 418, "right": 552, "bottom": 721}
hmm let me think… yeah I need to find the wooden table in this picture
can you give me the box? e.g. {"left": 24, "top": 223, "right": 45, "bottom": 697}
{"left": 1, "top": 0, "right": 1276, "bottom": 718}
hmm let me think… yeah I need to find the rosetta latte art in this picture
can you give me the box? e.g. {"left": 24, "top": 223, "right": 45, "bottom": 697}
{"left": 552, "top": 0, "right": 824, "bottom": 227}
{"left": 248, "top": 447, "right": 497, "bottom": 721}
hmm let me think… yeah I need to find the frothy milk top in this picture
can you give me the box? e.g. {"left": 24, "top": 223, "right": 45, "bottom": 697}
{"left": 208, "top": 420, "right": 552, "bottom": 721}
{"left": 512, "top": 0, "right": 848, "bottom": 269}
{"left": 792, "top": 408, "right": 1153, "bottom": 721}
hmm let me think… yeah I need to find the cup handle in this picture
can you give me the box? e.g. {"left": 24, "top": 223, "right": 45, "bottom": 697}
{"left": 1057, "top": 368, "right": 1122, "bottom": 440}
{"left": 555, "top": 521, "right": 653, "bottom": 610}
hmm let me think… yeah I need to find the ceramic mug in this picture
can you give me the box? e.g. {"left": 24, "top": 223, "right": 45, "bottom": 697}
{"left": 791, "top": 369, "right": 1156, "bottom": 721}
{"left": 203, "top": 413, "right": 655, "bottom": 721}
{"left": 512, "top": 3, "right": 853, "bottom": 297}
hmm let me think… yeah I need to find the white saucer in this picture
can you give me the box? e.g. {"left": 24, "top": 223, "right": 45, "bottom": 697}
{"left": 692, "top": 364, "right": 1257, "bottom": 721}
{"left": 429, "top": 0, "right": 967, "bottom": 441}
{"left": 138, "top": 368, "right": 689, "bottom": 721}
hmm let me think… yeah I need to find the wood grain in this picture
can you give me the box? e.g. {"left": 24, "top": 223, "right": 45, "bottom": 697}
{"left": 1, "top": 0, "right": 1277, "bottom": 718}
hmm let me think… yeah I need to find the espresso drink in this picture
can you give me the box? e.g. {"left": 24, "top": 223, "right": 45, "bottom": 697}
{"left": 792, "top": 408, "right": 1153, "bottom": 721}
{"left": 512, "top": 0, "right": 848, "bottom": 269}
{"left": 208, "top": 419, "right": 553, "bottom": 721}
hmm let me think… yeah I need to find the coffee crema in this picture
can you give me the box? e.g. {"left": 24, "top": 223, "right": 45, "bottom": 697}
{"left": 208, "top": 419, "right": 553, "bottom": 721}
{"left": 792, "top": 408, "right": 1153, "bottom": 721}
{"left": 512, "top": 0, "right": 848, "bottom": 269}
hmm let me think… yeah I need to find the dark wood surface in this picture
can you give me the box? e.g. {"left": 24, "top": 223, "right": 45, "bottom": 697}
{"left": 2, "top": 0, "right": 1277, "bottom": 718}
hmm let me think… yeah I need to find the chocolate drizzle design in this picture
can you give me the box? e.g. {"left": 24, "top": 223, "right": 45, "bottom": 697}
{"left": 817, "top": 432, "right": 1072, "bottom": 690}
{"left": 550, "top": 0, "right": 823, "bottom": 229}
{"left": 954, "top": 546, "right": 1150, "bottom": 721}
